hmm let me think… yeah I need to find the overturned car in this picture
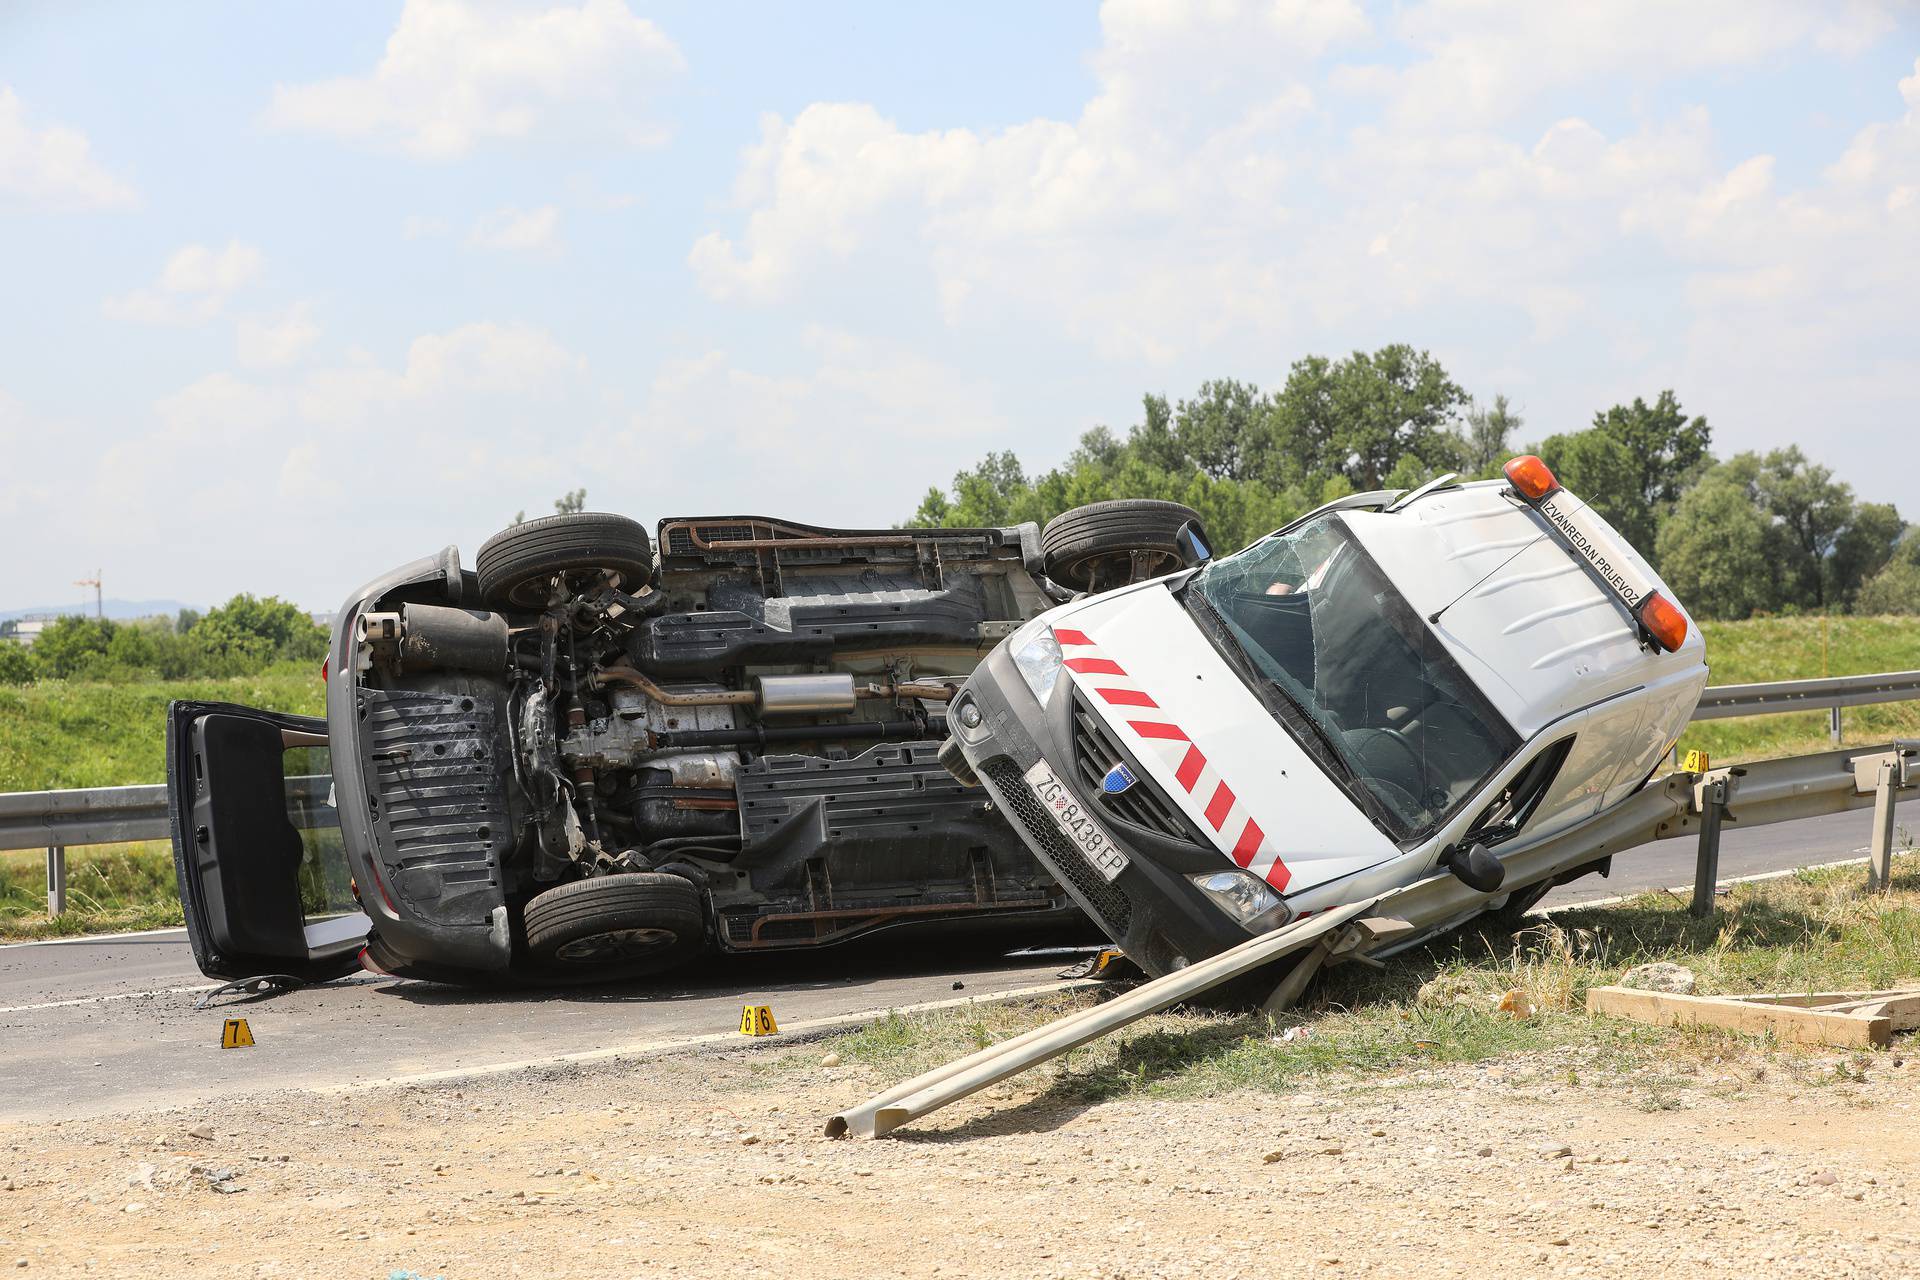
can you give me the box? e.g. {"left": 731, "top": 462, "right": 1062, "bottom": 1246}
{"left": 943, "top": 458, "right": 1710, "bottom": 978}
{"left": 168, "top": 502, "right": 1204, "bottom": 984}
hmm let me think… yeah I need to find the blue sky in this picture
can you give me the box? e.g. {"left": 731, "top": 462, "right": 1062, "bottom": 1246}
{"left": 2, "top": 1, "right": 1916, "bottom": 612}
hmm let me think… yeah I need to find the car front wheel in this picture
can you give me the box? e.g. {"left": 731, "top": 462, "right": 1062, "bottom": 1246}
{"left": 522, "top": 873, "right": 707, "bottom": 978}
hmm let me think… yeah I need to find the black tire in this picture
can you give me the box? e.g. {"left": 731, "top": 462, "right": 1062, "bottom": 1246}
{"left": 522, "top": 873, "right": 706, "bottom": 977}
{"left": 475, "top": 512, "right": 653, "bottom": 610}
{"left": 1041, "top": 499, "right": 1205, "bottom": 592}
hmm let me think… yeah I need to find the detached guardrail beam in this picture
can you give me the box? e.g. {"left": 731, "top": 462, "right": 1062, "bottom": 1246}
{"left": 828, "top": 740, "right": 1919, "bottom": 1139}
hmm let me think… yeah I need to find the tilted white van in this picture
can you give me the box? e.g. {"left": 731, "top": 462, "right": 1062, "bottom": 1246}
{"left": 941, "top": 456, "right": 1709, "bottom": 976}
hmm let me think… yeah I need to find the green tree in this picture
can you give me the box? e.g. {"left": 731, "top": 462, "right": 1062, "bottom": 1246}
{"left": 0, "top": 643, "right": 37, "bottom": 685}
{"left": 1172, "top": 379, "right": 1273, "bottom": 480}
{"left": 1857, "top": 536, "right": 1920, "bottom": 614}
{"left": 1831, "top": 501, "right": 1904, "bottom": 609}
{"left": 1590, "top": 390, "right": 1714, "bottom": 509}
{"left": 31, "top": 616, "right": 117, "bottom": 678}
{"left": 193, "top": 594, "right": 327, "bottom": 673}
{"left": 1460, "top": 394, "right": 1522, "bottom": 476}
{"left": 1269, "top": 345, "right": 1468, "bottom": 491}
{"left": 1653, "top": 474, "right": 1779, "bottom": 620}
{"left": 554, "top": 488, "right": 587, "bottom": 514}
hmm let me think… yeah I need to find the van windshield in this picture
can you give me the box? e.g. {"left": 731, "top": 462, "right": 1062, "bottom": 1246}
{"left": 1190, "top": 513, "right": 1517, "bottom": 838}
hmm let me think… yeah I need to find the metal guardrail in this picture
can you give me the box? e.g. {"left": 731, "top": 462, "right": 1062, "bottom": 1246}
{"left": 1691, "top": 669, "right": 1920, "bottom": 741}
{"left": 0, "top": 777, "right": 331, "bottom": 916}
{"left": 3, "top": 670, "right": 1917, "bottom": 919}
{"left": 830, "top": 737, "right": 1920, "bottom": 1138}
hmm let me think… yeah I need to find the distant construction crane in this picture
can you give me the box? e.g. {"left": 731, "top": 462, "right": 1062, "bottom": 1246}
{"left": 74, "top": 570, "right": 102, "bottom": 620}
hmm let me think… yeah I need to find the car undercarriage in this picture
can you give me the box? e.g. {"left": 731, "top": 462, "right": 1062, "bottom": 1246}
{"left": 169, "top": 502, "right": 1207, "bottom": 985}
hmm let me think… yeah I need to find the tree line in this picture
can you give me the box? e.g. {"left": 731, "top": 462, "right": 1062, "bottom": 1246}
{"left": 0, "top": 594, "right": 328, "bottom": 685}
{"left": 909, "top": 345, "right": 1917, "bottom": 620}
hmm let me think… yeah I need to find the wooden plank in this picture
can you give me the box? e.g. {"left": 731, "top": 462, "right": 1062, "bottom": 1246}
{"left": 1586, "top": 986, "right": 1892, "bottom": 1048}
{"left": 1738, "top": 989, "right": 1915, "bottom": 1009}
{"left": 1828, "top": 993, "right": 1920, "bottom": 1032}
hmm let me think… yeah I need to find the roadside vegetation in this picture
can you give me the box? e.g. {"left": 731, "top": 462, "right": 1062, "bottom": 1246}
{"left": 788, "top": 853, "right": 1920, "bottom": 1106}
{"left": 0, "top": 613, "right": 1908, "bottom": 936}
{"left": 914, "top": 353, "right": 1920, "bottom": 619}
{"left": 0, "top": 841, "right": 183, "bottom": 940}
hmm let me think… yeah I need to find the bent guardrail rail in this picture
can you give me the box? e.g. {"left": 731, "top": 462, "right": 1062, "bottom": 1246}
{"left": 826, "top": 739, "right": 1919, "bottom": 1140}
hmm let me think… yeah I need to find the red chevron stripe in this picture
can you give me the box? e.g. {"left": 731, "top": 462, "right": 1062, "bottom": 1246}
{"left": 1064, "top": 656, "right": 1126, "bottom": 676}
{"left": 1128, "top": 720, "right": 1189, "bottom": 742}
{"left": 1263, "top": 857, "right": 1292, "bottom": 893}
{"left": 1231, "top": 817, "right": 1263, "bottom": 868}
{"left": 1052, "top": 628, "right": 1095, "bottom": 647}
{"left": 1204, "top": 780, "right": 1235, "bottom": 830}
{"left": 1174, "top": 744, "right": 1206, "bottom": 792}
{"left": 1096, "top": 687, "right": 1158, "bottom": 708}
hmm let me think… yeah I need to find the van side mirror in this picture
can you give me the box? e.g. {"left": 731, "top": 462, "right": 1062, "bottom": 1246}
{"left": 1440, "top": 842, "right": 1505, "bottom": 893}
{"left": 1175, "top": 520, "right": 1211, "bottom": 567}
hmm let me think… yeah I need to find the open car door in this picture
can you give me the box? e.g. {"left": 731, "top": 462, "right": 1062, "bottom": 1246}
{"left": 166, "top": 700, "right": 368, "bottom": 982}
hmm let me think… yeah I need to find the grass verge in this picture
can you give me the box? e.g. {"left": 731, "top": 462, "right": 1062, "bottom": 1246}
{"left": 1684, "top": 614, "right": 1920, "bottom": 764}
{"left": 0, "top": 841, "right": 183, "bottom": 942}
{"left": 0, "top": 668, "right": 321, "bottom": 793}
{"left": 785, "top": 853, "right": 1920, "bottom": 1107}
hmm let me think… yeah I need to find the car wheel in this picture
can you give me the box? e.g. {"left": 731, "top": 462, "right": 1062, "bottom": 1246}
{"left": 475, "top": 512, "right": 653, "bottom": 610}
{"left": 522, "top": 873, "right": 706, "bottom": 978}
{"left": 1041, "top": 499, "right": 1205, "bottom": 593}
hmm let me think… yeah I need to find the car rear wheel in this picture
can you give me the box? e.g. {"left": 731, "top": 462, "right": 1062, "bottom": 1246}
{"left": 1041, "top": 499, "right": 1205, "bottom": 592}
{"left": 476, "top": 512, "right": 654, "bottom": 610}
{"left": 523, "top": 873, "right": 706, "bottom": 977}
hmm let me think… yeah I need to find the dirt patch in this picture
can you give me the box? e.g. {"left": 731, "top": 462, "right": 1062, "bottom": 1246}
{"left": 2, "top": 1033, "right": 1916, "bottom": 1278}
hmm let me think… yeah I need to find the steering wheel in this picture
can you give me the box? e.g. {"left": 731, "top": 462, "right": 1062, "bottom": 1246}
{"left": 1340, "top": 726, "right": 1428, "bottom": 815}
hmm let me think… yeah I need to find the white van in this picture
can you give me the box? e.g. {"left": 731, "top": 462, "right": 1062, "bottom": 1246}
{"left": 941, "top": 457, "right": 1709, "bottom": 976}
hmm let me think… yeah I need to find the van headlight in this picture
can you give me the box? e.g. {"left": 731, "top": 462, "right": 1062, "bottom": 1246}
{"left": 1009, "top": 618, "right": 1064, "bottom": 708}
{"left": 1188, "top": 870, "right": 1285, "bottom": 929}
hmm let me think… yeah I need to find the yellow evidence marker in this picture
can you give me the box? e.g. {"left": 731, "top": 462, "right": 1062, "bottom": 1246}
{"left": 220, "top": 1017, "right": 255, "bottom": 1049}
{"left": 738, "top": 1005, "right": 779, "bottom": 1037}
{"left": 1682, "top": 749, "right": 1711, "bottom": 775}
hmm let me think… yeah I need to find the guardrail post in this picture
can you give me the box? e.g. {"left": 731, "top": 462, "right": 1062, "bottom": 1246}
{"left": 1868, "top": 759, "right": 1897, "bottom": 893}
{"left": 1830, "top": 705, "right": 1843, "bottom": 745}
{"left": 1690, "top": 778, "right": 1728, "bottom": 918}
{"left": 46, "top": 845, "right": 66, "bottom": 919}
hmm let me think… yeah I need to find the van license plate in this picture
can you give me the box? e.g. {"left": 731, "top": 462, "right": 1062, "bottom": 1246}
{"left": 1023, "top": 760, "right": 1130, "bottom": 882}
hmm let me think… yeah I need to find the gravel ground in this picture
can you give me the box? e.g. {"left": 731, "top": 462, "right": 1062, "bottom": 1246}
{"left": 1, "top": 1032, "right": 1917, "bottom": 1278}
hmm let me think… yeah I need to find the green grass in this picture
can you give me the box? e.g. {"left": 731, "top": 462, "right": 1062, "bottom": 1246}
{"left": 1683, "top": 614, "right": 1920, "bottom": 764}
{"left": 0, "top": 841, "right": 183, "bottom": 941}
{"left": 792, "top": 854, "right": 1920, "bottom": 1105}
{"left": 0, "top": 668, "right": 322, "bottom": 792}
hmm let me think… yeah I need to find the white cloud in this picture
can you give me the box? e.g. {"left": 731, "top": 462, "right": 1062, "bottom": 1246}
{"left": 266, "top": 0, "right": 685, "bottom": 158}
{"left": 467, "top": 204, "right": 560, "bottom": 251}
{"left": 687, "top": 2, "right": 1919, "bottom": 506}
{"left": 1354, "top": 0, "right": 1895, "bottom": 128}
{"left": 612, "top": 327, "right": 1004, "bottom": 524}
{"left": 0, "top": 86, "right": 135, "bottom": 209}
{"left": 236, "top": 303, "right": 322, "bottom": 369}
{"left": 104, "top": 241, "right": 265, "bottom": 326}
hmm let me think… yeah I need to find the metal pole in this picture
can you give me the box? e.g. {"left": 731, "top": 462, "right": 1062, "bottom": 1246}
{"left": 1868, "top": 760, "right": 1897, "bottom": 893}
{"left": 1830, "top": 705, "right": 1843, "bottom": 745}
{"left": 825, "top": 900, "right": 1375, "bottom": 1139}
{"left": 46, "top": 845, "right": 66, "bottom": 918}
{"left": 1690, "top": 780, "right": 1725, "bottom": 917}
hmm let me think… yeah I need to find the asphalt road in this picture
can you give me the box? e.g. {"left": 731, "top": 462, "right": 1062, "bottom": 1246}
{"left": 0, "top": 806, "right": 1887, "bottom": 1122}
